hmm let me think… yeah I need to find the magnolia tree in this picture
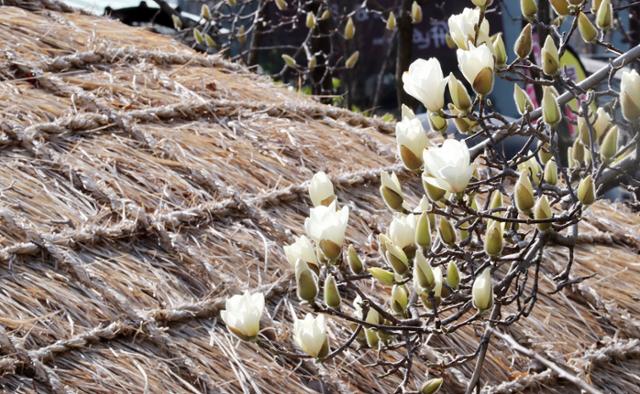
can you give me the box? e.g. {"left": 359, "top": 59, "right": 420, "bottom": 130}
{"left": 219, "top": 0, "right": 640, "bottom": 392}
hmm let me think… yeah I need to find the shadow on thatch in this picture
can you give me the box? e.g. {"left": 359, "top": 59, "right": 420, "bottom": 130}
{"left": 0, "top": 1, "right": 638, "bottom": 393}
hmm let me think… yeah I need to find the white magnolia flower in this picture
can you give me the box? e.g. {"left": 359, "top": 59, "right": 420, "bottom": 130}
{"left": 402, "top": 58, "right": 448, "bottom": 112}
{"left": 396, "top": 111, "right": 428, "bottom": 170}
{"left": 447, "top": 8, "right": 490, "bottom": 50}
{"left": 472, "top": 268, "right": 493, "bottom": 311}
{"left": 283, "top": 235, "right": 318, "bottom": 269}
{"left": 457, "top": 43, "right": 495, "bottom": 95}
{"left": 304, "top": 201, "right": 349, "bottom": 246}
{"left": 388, "top": 214, "right": 418, "bottom": 249}
{"left": 308, "top": 171, "right": 335, "bottom": 207}
{"left": 620, "top": 69, "right": 640, "bottom": 121}
{"left": 220, "top": 291, "right": 265, "bottom": 339}
{"left": 423, "top": 139, "right": 474, "bottom": 193}
{"left": 293, "top": 313, "right": 328, "bottom": 358}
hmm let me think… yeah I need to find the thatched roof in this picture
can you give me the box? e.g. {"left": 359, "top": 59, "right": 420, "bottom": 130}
{"left": 0, "top": 2, "right": 638, "bottom": 393}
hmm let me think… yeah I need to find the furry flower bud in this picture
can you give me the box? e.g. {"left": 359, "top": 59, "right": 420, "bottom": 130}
{"left": 578, "top": 12, "right": 598, "bottom": 43}
{"left": 344, "top": 17, "right": 355, "bottom": 40}
{"left": 324, "top": 275, "right": 341, "bottom": 308}
{"left": 514, "top": 24, "right": 532, "bottom": 59}
{"left": 472, "top": 268, "right": 493, "bottom": 311}
{"left": 577, "top": 175, "right": 596, "bottom": 205}
{"left": 515, "top": 171, "right": 535, "bottom": 213}
{"left": 296, "top": 260, "right": 318, "bottom": 302}
{"left": 541, "top": 35, "right": 560, "bottom": 76}
{"left": 534, "top": 195, "right": 553, "bottom": 231}
{"left": 484, "top": 220, "right": 504, "bottom": 257}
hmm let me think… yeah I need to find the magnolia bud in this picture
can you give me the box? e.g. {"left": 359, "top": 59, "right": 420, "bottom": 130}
{"left": 484, "top": 221, "right": 504, "bottom": 257}
{"left": 415, "top": 212, "right": 432, "bottom": 249}
{"left": 368, "top": 267, "right": 395, "bottom": 286}
{"left": 411, "top": 1, "right": 422, "bottom": 24}
{"left": 521, "top": 0, "right": 538, "bottom": 20}
{"left": 323, "top": 275, "right": 341, "bottom": 308}
{"left": 438, "top": 217, "right": 456, "bottom": 246}
{"left": 414, "top": 250, "right": 435, "bottom": 290}
{"left": 386, "top": 12, "right": 397, "bottom": 30}
{"left": 578, "top": 12, "right": 598, "bottom": 43}
{"left": 514, "top": 24, "right": 533, "bottom": 60}
{"left": 550, "top": 0, "right": 570, "bottom": 16}
{"left": 306, "top": 55, "right": 316, "bottom": 71}
{"left": 347, "top": 245, "right": 364, "bottom": 274}
{"left": 542, "top": 86, "right": 562, "bottom": 126}
{"left": 620, "top": 70, "right": 640, "bottom": 121}
{"left": 515, "top": 171, "right": 535, "bottom": 213}
{"left": 572, "top": 139, "right": 585, "bottom": 164}
{"left": 345, "top": 51, "right": 360, "bottom": 69}
{"left": 282, "top": 54, "right": 296, "bottom": 68}
{"left": 489, "top": 190, "right": 503, "bottom": 210}
{"left": 386, "top": 243, "right": 409, "bottom": 275}
{"left": 534, "top": 195, "right": 553, "bottom": 231}
{"left": 472, "top": 268, "right": 493, "bottom": 312}
{"left": 319, "top": 10, "right": 330, "bottom": 20}
{"left": 446, "top": 261, "right": 460, "bottom": 290}
{"left": 306, "top": 12, "right": 317, "bottom": 29}
{"left": 591, "top": 0, "right": 602, "bottom": 13}
{"left": 600, "top": 126, "right": 618, "bottom": 162}
{"left": 172, "top": 14, "right": 182, "bottom": 30}
{"left": 226, "top": 0, "right": 236, "bottom": 5}
{"left": 492, "top": 33, "right": 507, "bottom": 68}
{"left": 200, "top": 4, "right": 211, "bottom": 20}
{"left": 296, "top": 260, "right": 318, "bottom": 302}
{"left": 365, "top": 309, "right": 380, "bottom": 348}
{"left": 544, "top": 159, "right": 558, "bottom": 185}
{"left": 423, "top": 174, "right": 446, "bottom": 202}
{"left": 378, "top": 234, "right": 391, "bottom": 257}
{"left": 514, "top": 84, "right": 533, "bottom": 115}
{"left": 449, "top": 105, "right": 478, "bottom": 134}
{"left": 309, "top": 171, "right": 335, "bottom": 207}
{"left": 427, "top": 111, "right": 448, "bottom": 133}
{"left": 193, "top": 29, "right": 205, "bottom": 45}
{"left": 577, "top": 175, "right": 596, "bottom": 205}
{"left": 391, "top": 285, "right": 409, "bottom": 315}
{"left": 538, "top": 141, "right": 553, "bottom": 164}
{"left": 542, "top": 35, "right": 560, "bottom": 76}
{"left": 596, "top": 0, "right": 613, "bottom": 30}
{"left": 380, "top": 171, "right": 404, "bottom": 211}
{"left": 421, "top": 378, "right": 444, "bottom": 394}
{"left": 448, "top": 73, "right": 472, "bottom": 113}
{"left": 204, "top": 33, "right": 217, "bottom": 48}
{"left": 344, "top": 17, "right": 355, "bottom": 40}
{"left": 275, "top": 0, "right": 287, "bottom": 11}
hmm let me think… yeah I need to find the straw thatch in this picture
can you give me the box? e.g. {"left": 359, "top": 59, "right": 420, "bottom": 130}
{"left": 0, "top": 2, "right": 638, "bottom": 393}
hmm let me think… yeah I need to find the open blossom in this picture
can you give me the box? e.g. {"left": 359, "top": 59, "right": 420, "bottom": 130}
{"left": 283, "top": 235, "right": 318, "bottom": 269}
{"left": 447, "top": 8, "right": 490, "bottom": 50}
{"left": 457, "top": 43, "right": 495, "bottom": 96}
{"left": 402, "top": 58, "right": 447, "bottom": 112}
{"left": 423, "top": 139, "right": 474, "bottom": 193}
{"left": 221, "top": 291, "right": 265, "bottom": 339}
{"left": 388, "top": 214, "right": 418, "bottom": 249}
{"left": 308, "top": 171, "right": 335, "bottom": 207}
{"left": 396, "top": 106, "right": 428, "bottom": 170}
{"left": 620, "top": 69, "right": 640, "bottom": 121}
{"left": 293, "top": 313, "right": 329, "bottom": 358}
{"left": 304, "top": 201, "right": 349, "bottom": 254}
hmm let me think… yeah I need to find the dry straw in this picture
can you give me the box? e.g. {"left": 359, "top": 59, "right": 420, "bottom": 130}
{"left": 0, "top": 1, "right": 638, "bottom": 393}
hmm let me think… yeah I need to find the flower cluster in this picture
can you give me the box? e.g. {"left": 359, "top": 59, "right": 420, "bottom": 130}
{"left": 218, "top": 1, "right": 638, "bottom": 392}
